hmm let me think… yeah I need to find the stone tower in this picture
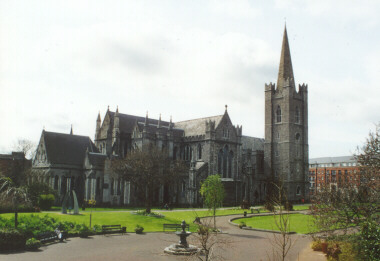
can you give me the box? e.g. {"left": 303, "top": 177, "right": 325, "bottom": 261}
{"left": 264, "top": 26, "right": 309, "bottom": 201}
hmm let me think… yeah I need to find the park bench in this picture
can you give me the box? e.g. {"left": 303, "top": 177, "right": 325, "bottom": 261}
{"left": 102, "top": 225, "right": 126, "bottom": 235}
{"left": 163, "top": 223, "right": 189, "bottom": 232}
{"left": 36, "top": 229, "right": 66, "bottom": 244}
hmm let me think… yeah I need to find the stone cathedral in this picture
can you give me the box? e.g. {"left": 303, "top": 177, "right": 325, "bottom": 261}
{"left": 32, "top": 27, "right": 309, "bottom": 206}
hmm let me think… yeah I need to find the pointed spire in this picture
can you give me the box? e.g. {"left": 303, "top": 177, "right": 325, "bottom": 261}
{"left": 169, "top": 115, "right": 173, "bottom": 130}
{"left": 158, "top": 113, "right": 162, "bottom": 128}
{"left": 70, "top": 124, "right": 73, "bottom": 135}
{"left": 97, "top": 112, "right": 101, "bottom": 122}
{"left": 225, "top": 104, "right": 228, "bottom": 113}
{"left": 116, "top": 105, "right": 119, "bottom": 114}
{"left": 277, "top": 25, "right": 295, "bottom": 89}
{"left": 107, "top": 105, "right": 110, "bottom": 111}
{"left": 145, "top": 111, "right": 148, "bottom": 126}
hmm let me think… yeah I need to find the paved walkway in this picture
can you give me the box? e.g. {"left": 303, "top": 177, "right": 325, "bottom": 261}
{"left": 1, "top": 214, "right": 325, "bottom": 261}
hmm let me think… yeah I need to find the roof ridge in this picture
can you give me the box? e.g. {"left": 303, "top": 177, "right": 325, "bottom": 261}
{"left": 175, "top": 114, "right": 223, "bottom": 124}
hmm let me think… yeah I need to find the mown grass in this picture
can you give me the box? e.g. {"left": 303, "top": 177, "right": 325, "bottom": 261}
{"left": 0, "top": 208, "right": 254, "bottom": 232}
{"left": 0, "top": 204, "right": 311, "bottom": 232}
{"left": 233, "top": 213, "right": 317, "bottom": 234}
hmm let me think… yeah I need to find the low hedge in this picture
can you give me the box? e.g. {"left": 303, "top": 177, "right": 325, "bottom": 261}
{"left": 0, "top": 229, "right": 26, "bottom": 252}
{"left": 0, "top": 204, "right": 39, "bottom": 214}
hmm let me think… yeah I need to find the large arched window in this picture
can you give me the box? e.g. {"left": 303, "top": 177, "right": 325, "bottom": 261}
{"left": 276, "top": 106, "right": 282, "bottom": 123}
{"left": 295, "top": 106, "right": 300, "bottom": 123}
{"left": 54, "top": 175, "right": 59, "bottom": 190}
{"left": 228, "top": 151, "right": 234, "bottom": 178}
{"left": 218, "top": 150, "right": 223, "bottom": 174}
{"left": 223, "top": 146, "right": 229, "bottom": 178}
{"left": 197, "top": 144, "right": 202, "bottom": 160}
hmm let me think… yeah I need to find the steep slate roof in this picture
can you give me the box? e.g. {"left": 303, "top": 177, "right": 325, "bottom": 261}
{"left": 241, "top": 136, "right": 264, "bottom": 151}
{"left": 109, "top": 111, "right": 170, "bottom": 133}
{"left": 43, "top": 131, "right": 98, "bottom": 166}
{"left": 309, "top": 156, "right": 356, "bottom": 165}
{"left": 174, "top": 115, "right": 223, "bottom": 136}
{"left": 136, "top": 122, "right": 184, "bottom": 137}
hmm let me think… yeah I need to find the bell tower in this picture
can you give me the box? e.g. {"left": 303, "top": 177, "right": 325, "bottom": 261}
{"left": 264, "top": 26, "right": 309, "bottom": 201}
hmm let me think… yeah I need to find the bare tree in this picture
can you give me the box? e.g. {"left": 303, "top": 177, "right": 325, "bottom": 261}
{"left": 12, "top": 138, "right": 36, "bottom": 160}
{"left": 112, "top": 144, "right": 187, "bottom": 213}
{"left": 189, "top": 217, "right": 230, "bottom": 261}
{"left": 266, "top": 182, "right": 296, "bottom": 261}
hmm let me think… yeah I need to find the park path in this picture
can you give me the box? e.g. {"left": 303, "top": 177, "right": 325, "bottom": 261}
{"left": 1, "top": 213, "right": 325, "bottom": 261}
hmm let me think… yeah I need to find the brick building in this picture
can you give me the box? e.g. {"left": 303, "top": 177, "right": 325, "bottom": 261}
{"left": 0, "top": 152, "right": 31, "bottom": 185}
{"left": 309, "top": 156, "right": 360, "bottom": 195}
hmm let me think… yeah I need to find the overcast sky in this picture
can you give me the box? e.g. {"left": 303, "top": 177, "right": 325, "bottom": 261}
{"left": 0, "top": 0, "right": 379, "bottom": 158}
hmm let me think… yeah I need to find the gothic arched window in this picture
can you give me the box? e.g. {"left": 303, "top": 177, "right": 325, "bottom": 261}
{"left": 276, "top": 106, "right": 282, "bottom": 123}
{"left": 223, "top": 146, "right": 229, "bottom": 178}
{"left": 218, "top": 150, "right": 223, "bottom": 174}
{"left": 228, "top": 151, "right": 234, "bottom": 178}
{"left": 295, "top": 106, "right": 300, "bottom": 123}
{"left": 296, "top": 186, "right": 301, "bottom": 195}
{"left": 197, "top": 144, "right": 202, "bottom": 160}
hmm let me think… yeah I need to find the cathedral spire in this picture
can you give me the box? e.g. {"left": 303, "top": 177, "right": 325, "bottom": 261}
{"left": 158, "top": 113, "right": 162, "bottom": 128}
{"left": 70, "top": 124, "right": 73, "bottom": 135}
{"left": 277, "top": 25, "right": 295, "bottom": 89}
{"left": 145, "top": 111, "right": 148, "bottom": 126}
{"left": 97, "top": 112, "right": 101, "bottom": 122}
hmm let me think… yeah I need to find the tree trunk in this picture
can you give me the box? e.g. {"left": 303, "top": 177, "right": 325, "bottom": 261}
{"left": 15, "top": 211, "right": 18, "bottom": 228}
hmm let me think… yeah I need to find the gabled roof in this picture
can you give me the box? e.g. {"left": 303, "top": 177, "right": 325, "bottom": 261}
{"left": 43, "top": 131, "right": 98, "bottom": 166}
{"left": 241, "top": 136, "right": 264, "bottom": 151}
{"left": 174, "top": 115, "right": 223, "bottom": 136}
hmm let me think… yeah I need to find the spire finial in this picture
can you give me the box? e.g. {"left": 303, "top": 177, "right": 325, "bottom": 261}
{"left": 70, "top": 124, "right": 73, "bottom": 135}
{"left": 97, "top": 111, "right": 101, "bottom": 121}
{"left": 225, "top": 104, "right": 228, "bottom": 112}
{"left": 107, "top": 105, "right": 110, "bottom": 111}
{"left": 145, "top": 111, "right": 148, "bottom": 126}
{"left": 277, "top": 26, "right": 295, "bottom": 89}
{"left": 116, "top": 105, "right": 119, "bottom": 113}
{"left": 158, "top": 113, "right": 162, "bottom": 128}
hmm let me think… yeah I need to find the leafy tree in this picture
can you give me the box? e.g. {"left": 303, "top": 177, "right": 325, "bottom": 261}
{"left": 0, "top": 177, "right": 29, "bottom": 228}
{"left": 112, "top": 145, "right": 187, "bottom": 213}
{"left": 200, "top": 174, "right": 225, "bottom": 229}
{"left": 311, "top": 125, "right": 379, "bottom": 235}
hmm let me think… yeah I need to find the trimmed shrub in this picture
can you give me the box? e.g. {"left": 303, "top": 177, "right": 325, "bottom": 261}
{"left": 0, "top": 203, "right": 38, "bottom": 214}
{"left": 238, "top": 221, "right": 246, "bottom": 229}
{"left": 311, "top": 240, "right": 323, "bottom": 251}
{"left": 26, "top": 182, "right": 57, "bottom": 207}
{"left": 0, "top": 229, "right": 26, "bottom": 252}
{"left": 38, "top": 194, "right": 55, "bottom": 210}
{"left": 134, "top": 224, "right": 144, "bottom": 234}
{"left": 25, "top": 238, "right": 41, "bottom": 251}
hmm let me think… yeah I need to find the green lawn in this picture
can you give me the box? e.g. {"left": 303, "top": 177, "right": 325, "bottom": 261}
{"left": 0, "top": 208, "right": 253, "bottom": 232}
{"left": 0, "top": 204, "right": 311, "bottom": 233}
{"left": 233, "top": 213, "right": 317, "bottom": 234}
